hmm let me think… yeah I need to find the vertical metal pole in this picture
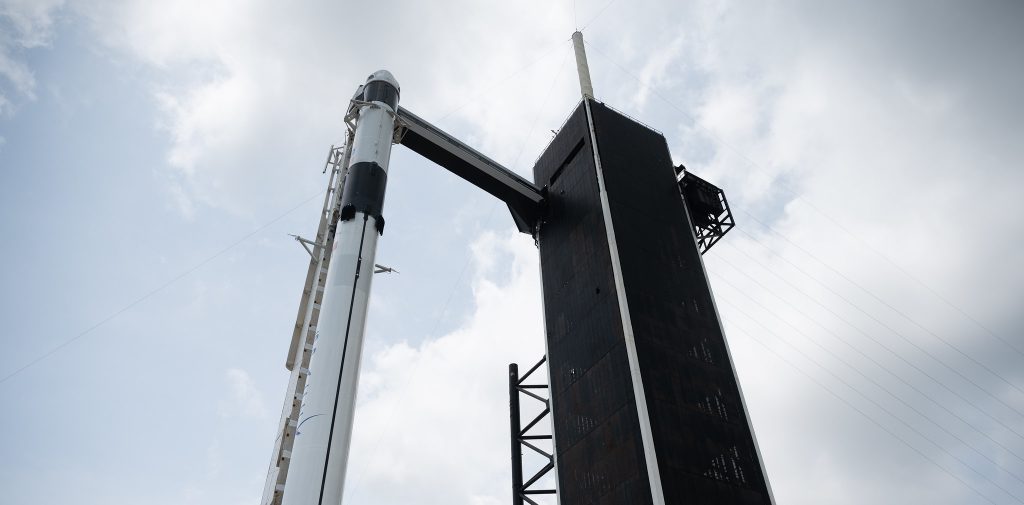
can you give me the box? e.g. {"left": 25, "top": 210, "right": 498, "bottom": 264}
{"left": 509, "top": 364, "right": 524, "bottom": 505}
{"left": 282, "top": 70, "right": 400, "bottom": 505}
{"left": 571, "top": 31, "right": 594, "bottom": 100}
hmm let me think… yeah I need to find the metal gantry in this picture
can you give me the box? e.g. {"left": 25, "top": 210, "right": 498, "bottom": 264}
{"left": 676, "top": 166, "right": 736, "bottom": 254}
{"left": 261, "top": 141, "right": 351, "bottom": 505}
{"left": 509, "top": 356, "right": 557, "bottom": 505}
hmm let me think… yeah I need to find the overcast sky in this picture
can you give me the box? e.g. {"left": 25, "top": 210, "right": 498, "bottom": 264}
{"left": 1, "top": 1, "right": 1022, "bottom": 504}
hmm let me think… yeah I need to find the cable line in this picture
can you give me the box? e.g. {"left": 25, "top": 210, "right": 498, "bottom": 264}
{"left": 716, "top": 227, "right": 1024, "bottom": 435}
{"left": 737, "top": 208, "right": 1024, "bottom": 397}
{"left": 720, "top": 299, "right": 1024, "bottom": 504}
{"left": 725, "top": 323, "right": 1009, "bottom": 505}
{"left": 712, "top": 272, "right": 1024, "bottom": 477}
{"left": 0, "top": 190, "right": 326, "bottom": 386}
{"left": 582, "top": 36, "right": 1023, "bottom": 363}
{"left": 711, "top": 246, "right": 1024, "bottom": 451}
{"left": 726, "top": 219, "right": 1024, "bottom": 419}
{"left": 580, "top": 0, "right": 618, "bottom": 31}
{"left": 773, "top": 194, "right": 1024, "bottom": 361}
{"left": 511, "top": 45, "right": 572, "bottom": 171}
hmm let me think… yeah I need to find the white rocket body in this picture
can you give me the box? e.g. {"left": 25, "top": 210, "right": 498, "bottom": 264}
{"left": 282, "top": 70, "right": 399, "bottom": 505}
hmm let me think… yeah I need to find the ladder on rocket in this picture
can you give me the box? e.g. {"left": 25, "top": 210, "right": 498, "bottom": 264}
{"left": 260, "top": 141, "right": 352, "bottom": 505}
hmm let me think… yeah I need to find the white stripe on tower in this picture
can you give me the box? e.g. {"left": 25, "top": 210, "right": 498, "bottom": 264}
{"left": 572, "top": 31, "right": 666, "bottom": 505}
{"left": 583, "top": 98, "right": 667, "bottom": 505}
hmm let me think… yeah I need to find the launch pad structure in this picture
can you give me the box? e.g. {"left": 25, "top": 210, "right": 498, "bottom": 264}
{"left": 261, "top": 33, "right": 775, "bottom": 505}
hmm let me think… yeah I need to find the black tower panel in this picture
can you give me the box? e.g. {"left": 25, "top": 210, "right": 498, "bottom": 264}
{"left": 535, "top": 103, "right": 652, "bottom": 505}
{"left": 534, "top": 101, "right": 772, "bottom": 505}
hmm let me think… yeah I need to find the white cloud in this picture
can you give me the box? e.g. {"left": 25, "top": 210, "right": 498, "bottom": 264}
{"left": 0, "top": 0, "right": 64, "bottom": 109}
{"left": 345, "top": 230, "right": 546, "bottom": 505}
{"left": 0, "top": 0, "right": 64, "bottom": 47}
{"left": 69, "top": 0, "right": 579, "bottom": 218}
{"left": 629, "top": 34, "right": 684, "bottom": 111}
{"left": 0, "top": 49, "right": 35, "bottom": 98}
{"left": 221, "top": 367, "right": 267, "bottom": 419}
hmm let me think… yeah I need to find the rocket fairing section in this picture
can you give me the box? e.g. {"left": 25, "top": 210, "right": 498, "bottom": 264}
{"left": 281, "top": 70, "right": 400, "bottom": 505}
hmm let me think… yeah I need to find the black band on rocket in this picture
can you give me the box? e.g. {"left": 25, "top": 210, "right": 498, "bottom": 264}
{"left": 339, "top": 161, "right": 387, "bottom": 234}
{"left": 362, "top": 80, "right": 399, "bottom": 109}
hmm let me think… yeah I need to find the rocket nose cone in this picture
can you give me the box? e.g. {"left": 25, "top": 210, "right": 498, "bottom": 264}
{"left": 366, "top": 70, "right": 399, "bottom": 92}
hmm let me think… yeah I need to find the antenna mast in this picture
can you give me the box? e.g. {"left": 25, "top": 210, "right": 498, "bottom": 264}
{"left": 571, "top": 31, "right": 594, "bottom": 99}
